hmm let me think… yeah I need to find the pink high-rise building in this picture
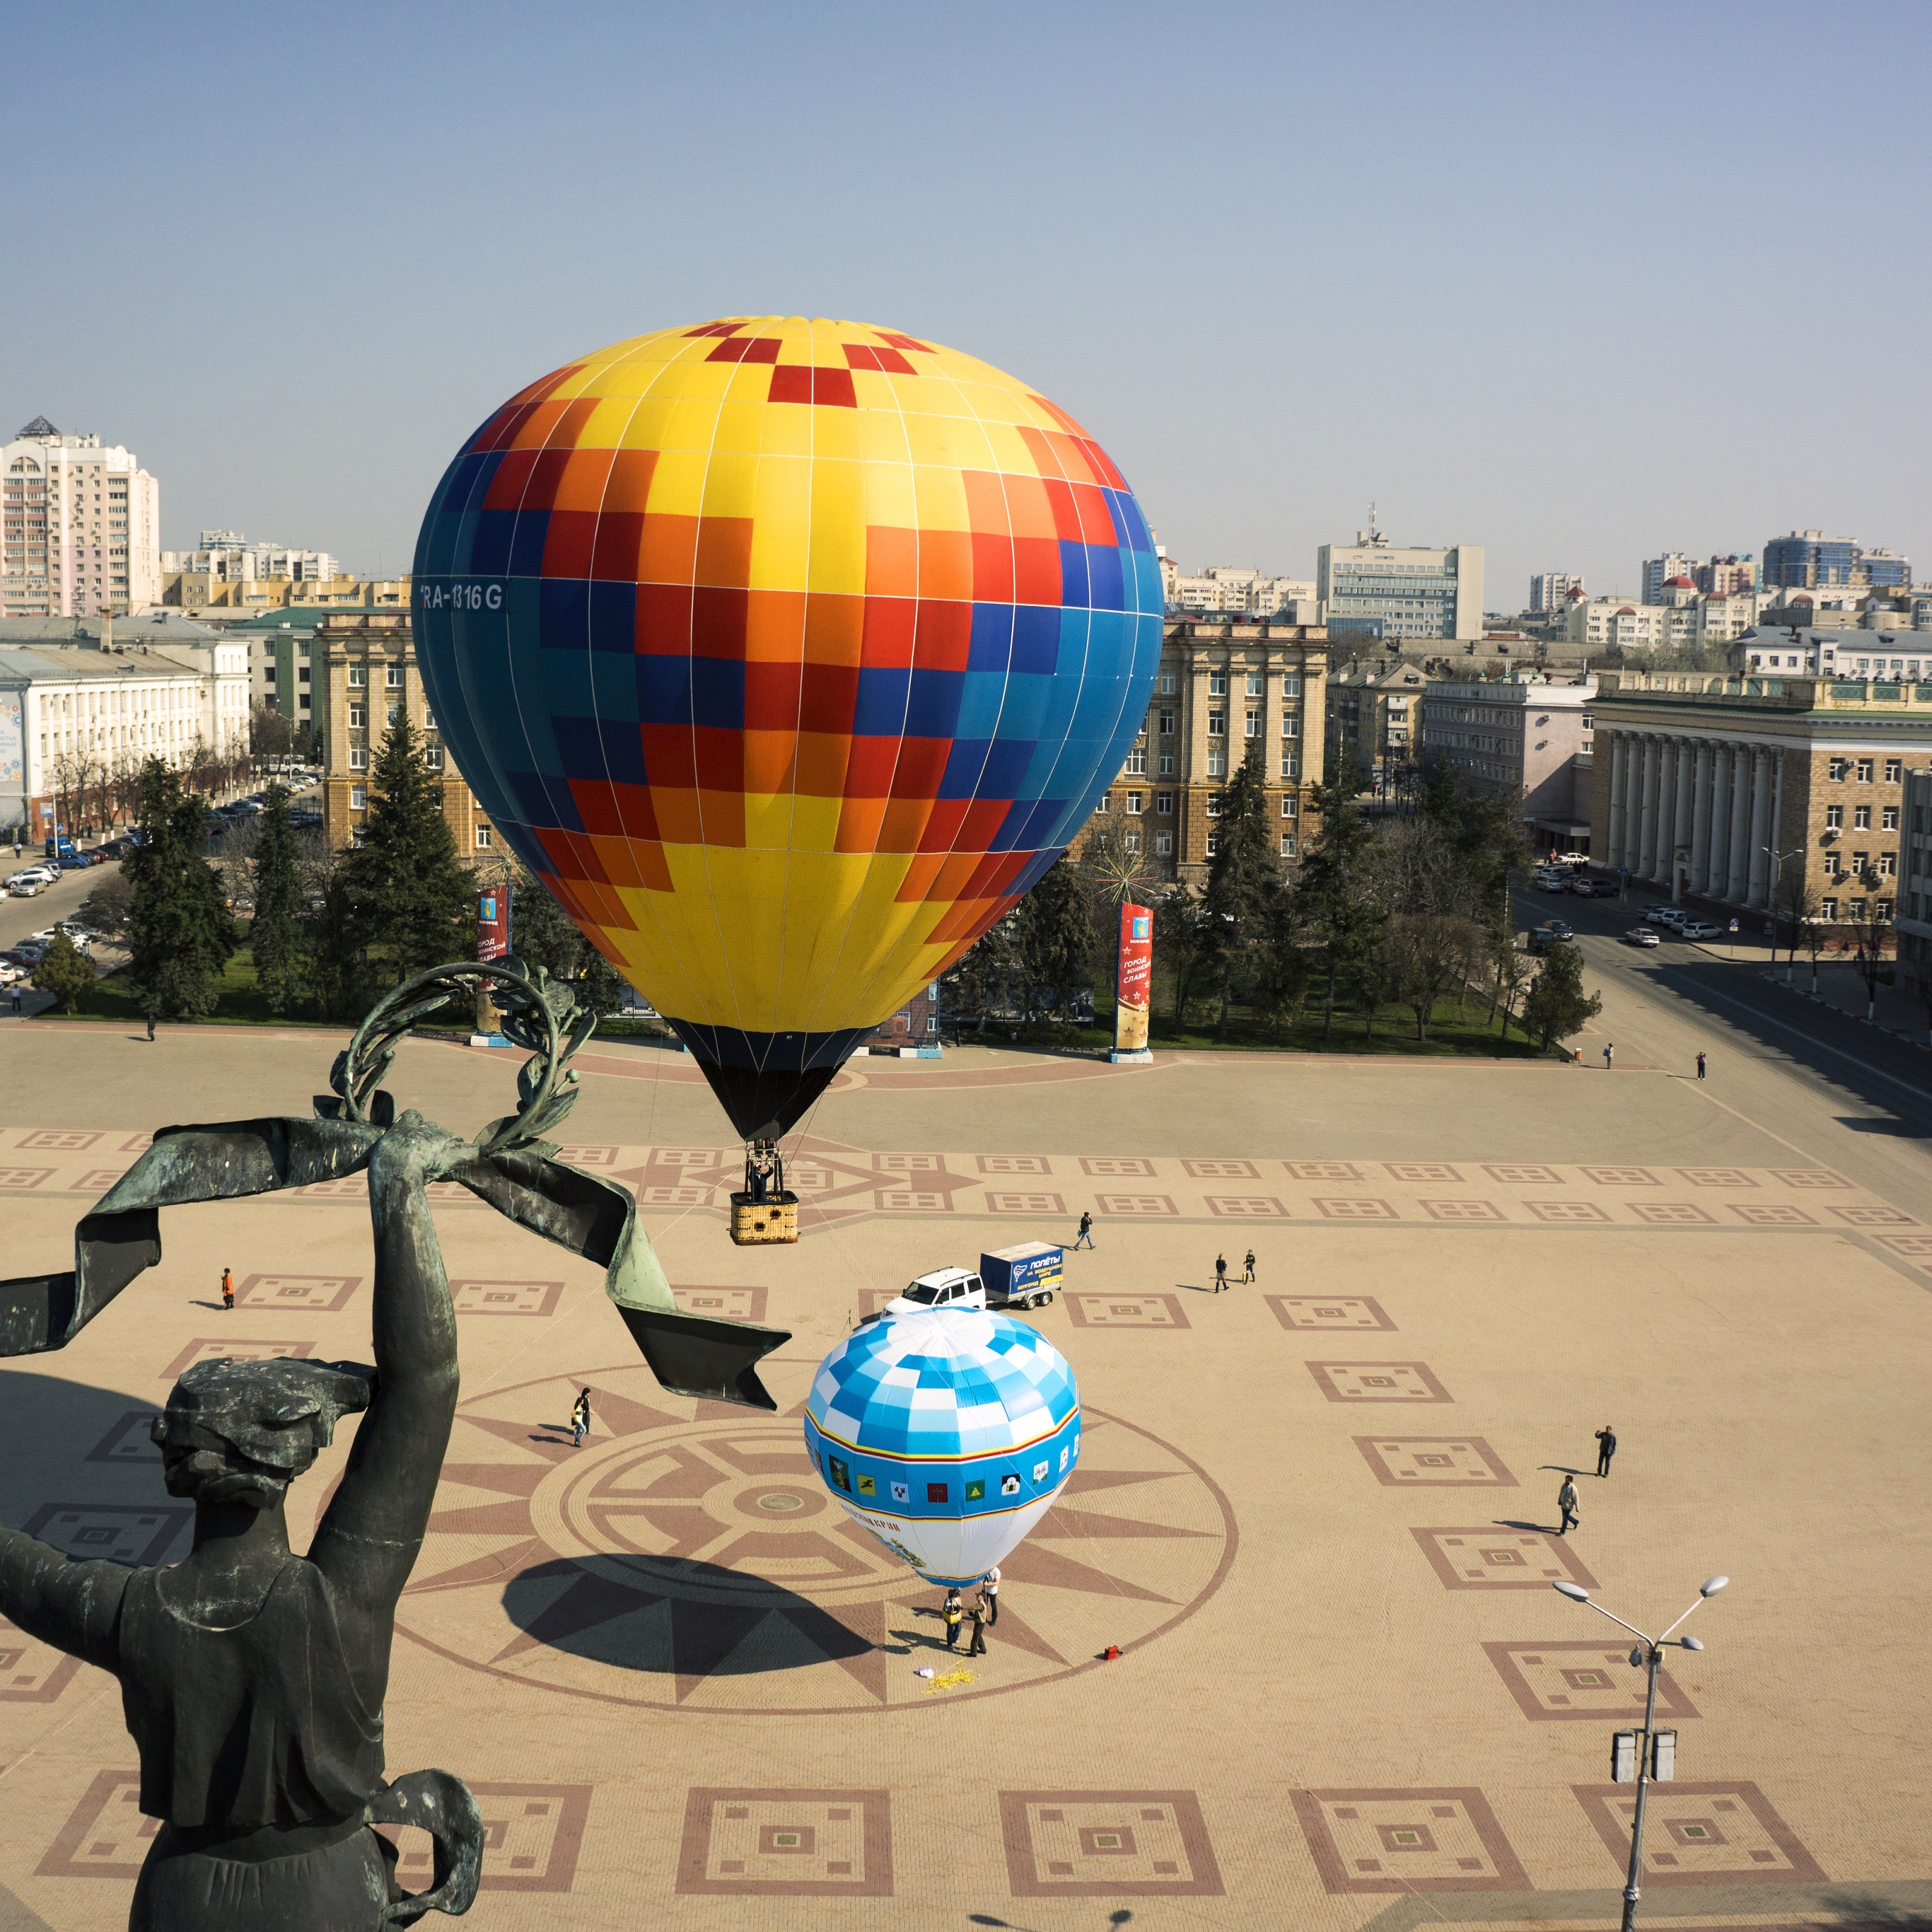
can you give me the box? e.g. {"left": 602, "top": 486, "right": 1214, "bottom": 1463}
{"left": 2, "top": 418, "right": 161, "bottom": 618}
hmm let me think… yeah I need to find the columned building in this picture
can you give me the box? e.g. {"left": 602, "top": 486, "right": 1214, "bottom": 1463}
{"left": 1590, "top": 671, "right": 1932, "bottom": 922}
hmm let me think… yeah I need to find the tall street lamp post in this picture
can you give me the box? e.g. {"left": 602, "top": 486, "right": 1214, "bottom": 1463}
{"left": 1553, "top": 1574, "right": 1728, "bottom": 1932}
{"left": 1761, "top": 843, "right": 1804, "bottom": 982}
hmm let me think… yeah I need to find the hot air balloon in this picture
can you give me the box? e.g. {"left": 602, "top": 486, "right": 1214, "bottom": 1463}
{"left": 804, "top": 1308, "right": 1078, "bottom": 1587}
{"left": 412, "top": 318, "right": 1163, "bottom": 1171}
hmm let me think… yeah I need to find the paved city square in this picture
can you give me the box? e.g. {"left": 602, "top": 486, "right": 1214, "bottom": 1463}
{"left": 2, "top": 999, "right": 1928, "bottom": 1930}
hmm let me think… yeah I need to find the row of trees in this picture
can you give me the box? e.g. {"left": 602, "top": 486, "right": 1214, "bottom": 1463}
{"left": 107, "top": 716, "right": 627, "bottom": 1026}
{"left": 943, "top": 745, "right": 1604, "bottom": 1051}
{"left": 46, "top": 735, "right": 255, "bottom": 842}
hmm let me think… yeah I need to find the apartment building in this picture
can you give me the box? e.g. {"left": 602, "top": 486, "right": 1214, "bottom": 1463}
{"left": 1898, "top": 767, "right": 1932, "bottom": 1006}
{"left": 1325, "top": 659, "right": 1423, "bottom": 785}
{"left": 1529, "top": 572, "right": 1583, "bottom": 613}
{"left": 1318, "top": 532, "right": 1483, "bottom": 642}
{"left": 312, "top": 613, "right": 496, "bottom": 852}
{"left": 1082, "top": 618, "right": 1328, "bottom": 888}
{"left": 1168, "top": 565, "right": 1317, "bottom": 621}
{"left": 1764, "top": 531, "right": 1910, "bottom": 592}
{"left": 1589, "top": 670, "right": 1932, "bottom": 923}
{"left": 2, "top": 419, "right": 161, "bottom": 618}
{"left": 1420, "top": 673, "right": 1597, "bottom": 849}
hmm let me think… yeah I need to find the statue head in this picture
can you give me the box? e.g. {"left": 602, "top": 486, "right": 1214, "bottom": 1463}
{"left": 152, "top": 1357, "right": 376, "bottom": 1509}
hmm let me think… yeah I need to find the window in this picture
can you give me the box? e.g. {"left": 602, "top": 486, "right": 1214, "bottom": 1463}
{"left": 475, "top": 826, "right": 493, "bottom": 848}
{"left": 1883, "top": 805, "right": 1899, "bottom": 831}
{"left": 1826, "top": 805, "right": 1843, "bottom": 829}
{"left": 350, "top": 784, "right": 367, "bottom": 809}
{"left": 1125, "top": 791, "right": 1143, "bottom": 815}
{"left": 1159, "top": 753, "right": 1174, "bottom": 775}
{"left": 1829, "top": 758, "right": 1847, "bottom": 781}
{"left": 385, "top": 665, "right": 403, "bottom": 688}
{"left": 1093, "top": 793, "right": 1110, "bottom": 814}
{"left": 1207, "top": 749, "right": 1226, "bottom": 776}
{"left": 1246, "top": 672, "right": 1264, "bottom": 696}
{"left": 1158, "top": 710, "right": 1175, "bottom": 735}
{"left": 386, "top": 705, "right": 400, "bottom": 726}
{"left": 1280, "top": 833, "right": 1297, "bottom": 857}
{"left": 1125, "top": 747, "right": 1146, "bottom": 775}
{"left": 1154, "top": 831, "right": 1172, "bottom": 856}
{"left": 1822, "top": 896, "right": 1838, "bottom": 920}
{"left": 1155, "top": 792, "right": 1173, "bottom": 814}
{"left": 1282, "top": 674, "right": 1300, "bottom": 697}
{"left": 1244, "top": 709, "right": 1261, "bottom": 738}
{"left": 1208, "top": 671, "right": 1227, "bottom": 696}
{"left": 1280, "top": 754, "right": 1299, "bottom": 779}
{"left": 1206, "top": 710, "right": 1226, "bottom": 736}
{"left": 1850, "top": 899, "right": 1867, "bottom": 920}
{"left": 1885, "top": 759, "right": 1902, "bottom": 782}
{"left": 1857, "top": 759, "right": 1873, "bottom": 782}
{"left": 1281, "top": 796, "right": 1298, "bottom": 819}
{"left": 1124, "top": 828, "right": 1139, "bottom": 852}
{"left": 349, "top": 747, "right": 368, "bottom": 771}
{"left": 1204, "top": 833, "right": 1218, "bottom": 857}
{"left": 1855, "top": 806, "right": 1871, "bottom": 830}
{"left": 348, "top": 705, "right": 366, "bottom": 728}
{"left": 424, "top": 746, "right": 444, "bottom": 769}
{"left": 1205, "top": 793, "right": 1223, "bottom": 818}
{"left": 347, "top": 665, "right": 366, "bottom": 687}
{"left": 423, "top": 706, "right": 437, "bottom": 730}
{"left": 1281, "top": 714, "right": 1299, "bottom": 738}
{"left": 297, "top": 667, "right": 310, "bottom": 684}
{"left": 1157, "top": 671, "right": 1176, "bottom": 696}
{"left": 1879, "top": 852, "right": 1896, "bottom": 878}
{"left": 1877, "top": 899, "right": 1893, "bottom": 920}
{"left": 1824, "top": 852, "right": 1841, "bottom": 876}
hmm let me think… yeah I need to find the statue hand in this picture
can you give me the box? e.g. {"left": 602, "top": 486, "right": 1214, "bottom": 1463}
{"left": 369, "top": 1113, "right": 473, "bottom": 1185}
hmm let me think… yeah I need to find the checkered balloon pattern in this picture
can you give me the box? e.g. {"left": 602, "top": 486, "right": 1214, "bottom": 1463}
{"left": 805, "top": 1308, "right": 1080, "bottom": 1587}
{"left": 413, "top": 318, "right": 1162, "bottom": 1138}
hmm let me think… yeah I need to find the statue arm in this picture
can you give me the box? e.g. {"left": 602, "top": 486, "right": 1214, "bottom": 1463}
{"left": 0, "top": 1529, "right": 127, "bottom": 1670}
{"left": 309, "top": 1122, "right": 461, "bottom": 1618}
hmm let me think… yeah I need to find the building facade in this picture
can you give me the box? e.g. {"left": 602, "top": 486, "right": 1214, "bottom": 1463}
{"left": 1421, "top": 673, "right": 1596, "bottom": 848}
{"left": 1325, "top": 659, "right": 1423, "bottom": 786}
{"left": 1640, "top": 554, "right": 1696, "bottom": 606}
{"left": 1898, "top": 767, "right": 1932, "bottom": 1006}
{"left": 1168, "top": 565, "right": 1317, "bottom": 621}
{"left": 1589, "top": 671, "right": 1932, "bottom": 921}
{"left": 161, "top": 531, "right": 341, "bottom": 583}
{"left": 1735, "top": 628, "right": 1932, "bottom": 679}
{"left": 1318, "top": 534, "right": 1483, "bottom": 642}
{"left": 313, "top": 613, "right": 496, "bottom": 854}
{"left": 1081, "top": 618, "right": 1328, "bottom": 888}
{"left": 0, "top": 615, "right": 242, "bottom": 836}
{"left": 161, "top": 571, "right": 410, "bottom": 613}
{"left": 1529, "top": 572, "right": 1582, "bottom": 613}
{"left": 2, "top": 419, "right": 161, "bottom": 619}
{"left": 1763, "top": 531, "right": 1911, "bottom": 592}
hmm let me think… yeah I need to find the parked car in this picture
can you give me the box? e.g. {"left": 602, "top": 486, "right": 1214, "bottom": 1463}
{"left": 1624, "top": 927, "right": 1662, "bottom": 947}
{"left": 1537, "top": 875, "right": 1570, "bottom": 894}
{"left": 57, "top": 851, "right": 95, "bottom": 869}
{"left": 9, "top": 865, "right": 57, "bottom": 887}
{"left": 1678, "top": 920, "right": 1723, "bottom": 941}
{"left": 1568, "top": 878, "right": 1605, "bottom": 898}
{"left": 231, "top": 800, "right": 264, "bottom": 816}
{"left": 1644, "top": 904, "right": 1685, "bottom": 927}
{"left": 5, "top": 941, "right": 50, "bottom": 964}
{"left": 1540, "top": 919, "right": 1575, "bottom": 942}
{"left": 33, "top": 926, "right": 92, "bottom": 955}
{"left": 7, "top": 877, "right": 46, "bottom": 898}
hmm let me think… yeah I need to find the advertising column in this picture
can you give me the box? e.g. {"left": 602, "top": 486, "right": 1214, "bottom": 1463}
{"left": 1111, "top": 901, "right": 1154, "bottom": 1064}
{"left": 472, "top": 884, "right": 510, "bottom": 1043}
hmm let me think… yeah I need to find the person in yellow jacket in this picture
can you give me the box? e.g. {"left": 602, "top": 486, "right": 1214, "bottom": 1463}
{"left": 942, "top": 1590, "right": 964, "bottom": 1649}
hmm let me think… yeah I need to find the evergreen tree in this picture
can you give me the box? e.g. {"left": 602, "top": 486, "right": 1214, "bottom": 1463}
{"left": 944, "top": 916, "right": 1021, "bottom": 1032}
{"left": 1200, "top": 743, "right": 1284, "bottom": 1037}
{"left": 1299, "top": 751, "right": 1386, "bottom": 1042}
{"left": 504, "top": 866, "right": 628, "bottom": 1018}
{"left": 342, "top": 715, "right": 473, "bottom": 988}
{"left": 1520, "top": 941, "right": 1603, "bottom": 1049}
{"left": 301, "top": 862, "right": 371, "bottom": 1023}
{"left": 33, "top": 932, "right": 95, "bottom": 1015}
{"left": 124, "top": 759, "right": 235, "bottom": 1020}
{"left": 249, "top": 782, "right": 304, "bottom": 1015}
{"left": 1016, "top": 857, "right": 1095, "bottom": 1023}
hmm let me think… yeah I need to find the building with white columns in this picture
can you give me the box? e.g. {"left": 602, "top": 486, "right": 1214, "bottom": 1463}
{"left": 1588, "top": 670, "right": 1932, "bottom": 923}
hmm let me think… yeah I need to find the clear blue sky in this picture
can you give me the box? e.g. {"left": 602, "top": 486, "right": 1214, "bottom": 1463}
{"left": 7, "top": 1, "right": 1928, "bottom": 609}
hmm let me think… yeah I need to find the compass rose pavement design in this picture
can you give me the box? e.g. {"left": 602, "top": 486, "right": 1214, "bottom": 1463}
{"left": 395, "top": 1366, "right": 1236, "bottom": 1716}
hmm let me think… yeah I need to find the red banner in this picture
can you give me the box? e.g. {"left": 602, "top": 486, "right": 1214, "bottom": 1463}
{"left": 1116, "top": 901, "right": 1152, "bottom": 1052}
{"left": 477, "top": 891, "right": 508, "bottom": 962}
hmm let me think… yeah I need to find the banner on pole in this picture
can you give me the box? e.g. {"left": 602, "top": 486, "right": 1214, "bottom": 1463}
{"left": 477, "top": 892, "right": 508, "bottom": 962}
{"left": 1116, "top": 902, "right": 1153, "bottom": 1053}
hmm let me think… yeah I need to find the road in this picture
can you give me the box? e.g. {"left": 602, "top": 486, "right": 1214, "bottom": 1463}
{"left": 1518, "top": 880, "right": 1932, "bottom": 1215}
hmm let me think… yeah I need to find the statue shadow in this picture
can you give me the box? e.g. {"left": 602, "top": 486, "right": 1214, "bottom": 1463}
{"left": 498, "top": 1555, "right": 878, "bottom": 1682}
{"left": 0, "top": 1367, "right": 184, "bottom": 1547}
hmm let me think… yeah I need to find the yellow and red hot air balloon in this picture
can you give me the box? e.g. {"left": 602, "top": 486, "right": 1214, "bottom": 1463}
{"left": 413, "top": 318, "right": 1163, "bottom": 1141}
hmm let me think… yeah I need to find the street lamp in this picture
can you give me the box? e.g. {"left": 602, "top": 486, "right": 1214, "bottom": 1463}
{"left": 1761, "top": 843, "right": 1804, "bottom": 982}
{"left": 1553, "top": 1575, "right": 1727, "bottom": 1932}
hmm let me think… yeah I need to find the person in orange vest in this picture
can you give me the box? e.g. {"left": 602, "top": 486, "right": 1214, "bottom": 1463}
{"left": 220, "top": 1267, "right": 234, "bottom": 1312}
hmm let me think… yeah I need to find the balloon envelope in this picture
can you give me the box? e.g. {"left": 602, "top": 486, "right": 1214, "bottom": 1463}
{"left": 413, "top": 318, "right": 1163, "bottom": 1137}
{"left": 804, "top": 1307, "right": 1079, "bottom": 1588}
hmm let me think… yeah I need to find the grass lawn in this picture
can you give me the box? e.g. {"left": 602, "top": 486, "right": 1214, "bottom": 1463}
{"left": 962, "top": 991, "right": 1557, "bottom": 1059}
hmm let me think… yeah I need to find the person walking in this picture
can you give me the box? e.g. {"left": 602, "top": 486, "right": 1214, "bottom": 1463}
{"left": 1602, "top": 1041, "right": 1614, "bottom": 1070}
{"left": 981, "top": 1564, "right": 1000, "bottom": 1626}
{"left": 1073, "top": 1211, "right": 1095, "bottom": 1251}
{"left": 1241, "top": 1249, "right": 1256, "bottom": 1284}
{"left": 8, "top": 986, "right": 20, "bottom": 1018}
{"left": 1696, "top": 1051, "right": 1707, "bottom": 1081}
{"left": 967, "top": 1598, "right": 988, "bottom": 1657}
{"left": 1595, "top": 1423, "right": 1617, "bottom": 1477}
{"left": 1557, "top": 1474, "right": 1580, "bottom": 1537}
{"left": 145, "top": 1009, "right": 156, "bottom": 1043}
{"left": 571, "top": 1387, "right": 592, "bottom": 1448}
{"left": 1213, "top": 1253, "right": 1227, "bottom": 1293}
{"left": 942, "top": 1591, "right": 964, "bottom": 1650}
{"left": 220, "top": 1267, "right": 234, "bottom": 1313}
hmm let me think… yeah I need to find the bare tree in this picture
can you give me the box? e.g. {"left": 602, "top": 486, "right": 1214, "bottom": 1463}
{"left": 1843, "top": 865, "right": 1892, "bottom": 1022}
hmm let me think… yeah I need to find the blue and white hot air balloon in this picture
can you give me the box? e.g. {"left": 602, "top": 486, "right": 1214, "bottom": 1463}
{"left": 805, "top": 1308, "right": 1080, "bottom": 1587}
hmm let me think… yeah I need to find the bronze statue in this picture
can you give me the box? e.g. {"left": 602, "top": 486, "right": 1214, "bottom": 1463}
{"left": 0, "top": 962, "right": 788, "bottom": 1927}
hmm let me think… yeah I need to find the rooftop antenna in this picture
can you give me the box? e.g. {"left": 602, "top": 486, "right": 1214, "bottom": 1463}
{"left": 1367, "top": 501, "right": 1383, "bottom": 544}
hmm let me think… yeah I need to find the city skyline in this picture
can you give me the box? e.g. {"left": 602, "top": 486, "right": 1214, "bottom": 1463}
{"left": 5, "top": 1, "right": 1928, "bottom": 609}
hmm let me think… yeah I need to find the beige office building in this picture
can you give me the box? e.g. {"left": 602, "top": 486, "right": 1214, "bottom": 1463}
{"left": 1589, "top": 670, "right": 1932, "bottom": 920}
{"left": 313, "top": 613, "right": 497, "bottom": 854}
{"left": 1082, "top": 618, "right": 1328, "bottom": 887}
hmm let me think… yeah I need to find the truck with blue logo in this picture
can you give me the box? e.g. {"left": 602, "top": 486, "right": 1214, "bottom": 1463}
{"left": 876, "top": 1241, "right": 1064, "bottom": 1318}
